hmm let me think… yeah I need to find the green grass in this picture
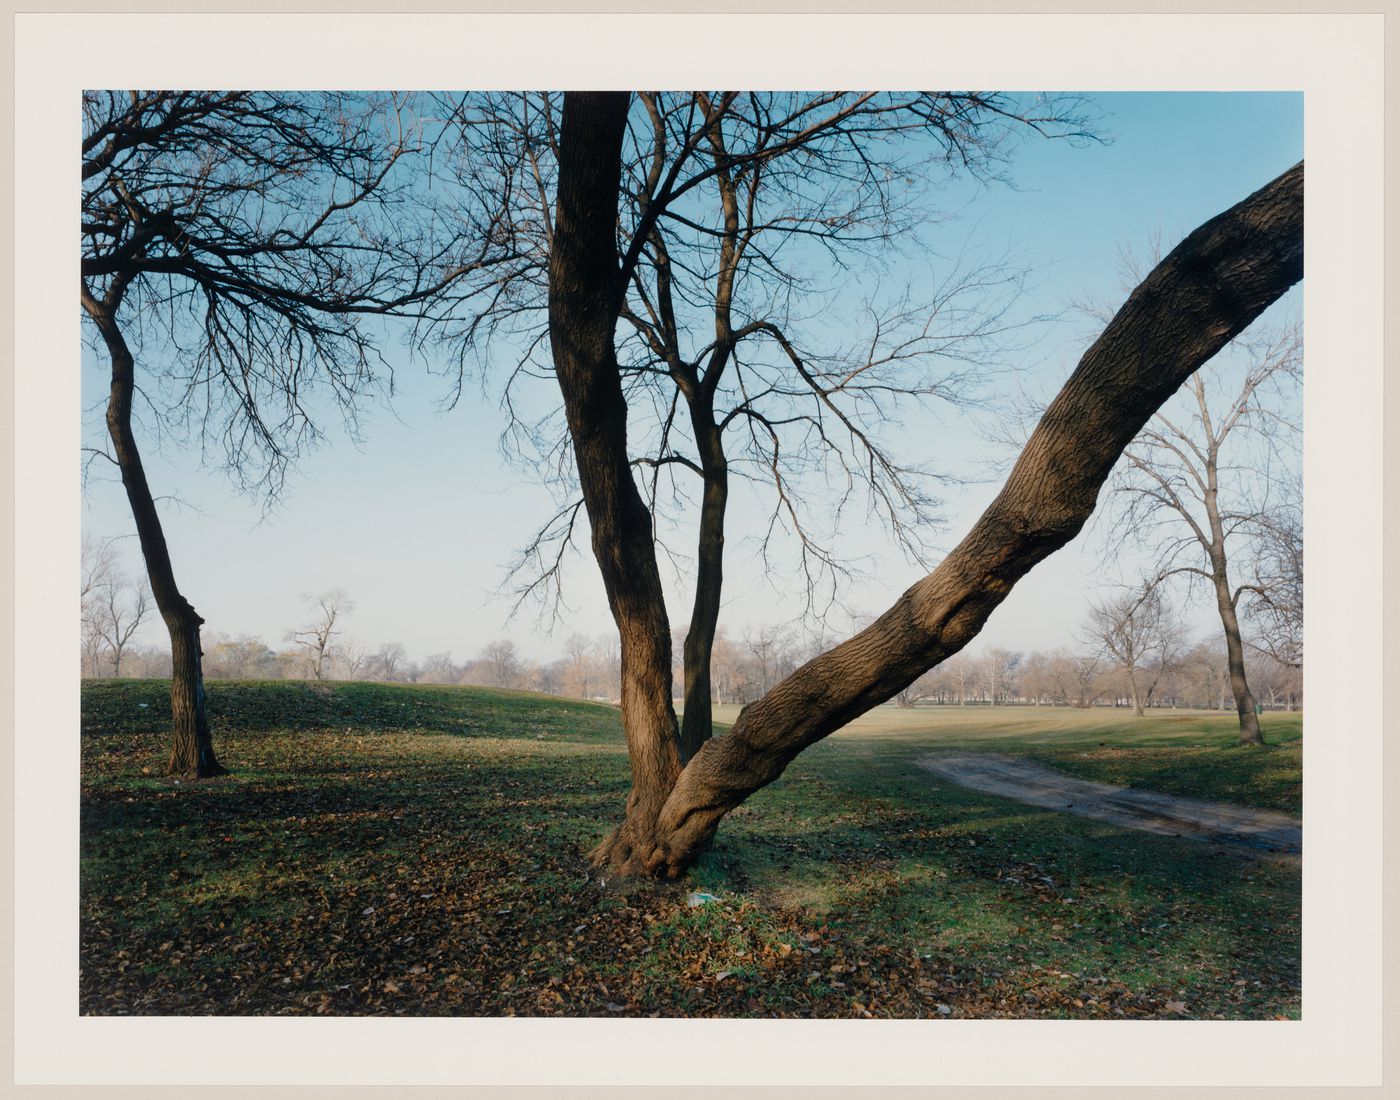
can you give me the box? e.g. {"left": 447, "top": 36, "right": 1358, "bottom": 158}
{"left": 80, "top": 680, "right": 1300, "bottom": 1019}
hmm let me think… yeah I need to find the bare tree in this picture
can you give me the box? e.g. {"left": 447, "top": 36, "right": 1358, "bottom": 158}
{"left": 1107, "top": 322, "right": 1301, "bottom": 743}
{"left": 80, "top": 538, "right": 152, "bottom": 676}
{"left": 203, "top": 634, "right": 280, "bottom": 680}
{"left": 81, "top": 91, "right": 497, "bottom": 776}
{"left": 1067, "top": 650, "right": 1106, "bottom": 709}
{"left": 368, "top": 641, "right": 408, "bottom": 682}
{"left": 1245, "top": 502, "right": 1303, "bottom": 668}
{"left": 894, "top": 665, "right": 940, "bottom": 707}
{"left": 80, "top": 535, "right": 119, "bottom": 676}
{"left": 1083, "top": 586, "right": 1178, "bottom": 717}
{"left": 560, "top": 633, "right": 597, "bottom": 699}
{"left": 941, "top": 651, "right": 976, "bottom": 706}
{"left": 437, "top": 91, "right": 1098, "bottom": 763}
{"left": 981, "top": 647, "right": 1022, "bottom": 705}
{"left": 418, "top": 652, "right": 462, "bottom": 685}
{"left": 290, "top": 590, "right": 353, "bottom": 681}
{"left": 479, "top": 639, "right": 522, "bottom": 689}
{"left": 339, "top": 639, "right": 371, "bottom": 680}
{"left": 91, "top": 575, "right": 152, "bottom": 678}
{"left": 540, "top": 94, "right": 1300, "bottom": 875}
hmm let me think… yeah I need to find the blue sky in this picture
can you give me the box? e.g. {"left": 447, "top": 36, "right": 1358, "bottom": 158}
{"left": 80, "top": 91, "right": 1303, "bottom": 665}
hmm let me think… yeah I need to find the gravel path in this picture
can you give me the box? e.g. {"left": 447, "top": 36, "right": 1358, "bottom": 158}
{"left": 917, "top": 752, "right": 1301, "bottom": 857}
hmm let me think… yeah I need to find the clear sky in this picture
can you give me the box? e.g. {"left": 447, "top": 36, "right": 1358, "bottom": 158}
{"left": 80, "top": 91, "right": 1304, "bottom": 666}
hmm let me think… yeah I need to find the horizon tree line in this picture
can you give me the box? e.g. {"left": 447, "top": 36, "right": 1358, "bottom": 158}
{"left": 80, "top": 561, "right": 1303, "bottom": 714}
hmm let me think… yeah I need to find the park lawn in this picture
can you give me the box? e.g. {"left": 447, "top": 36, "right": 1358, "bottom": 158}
{"left": 708, "top": 703, "right": 1303, "bottom": 816}
{"left": 80, "top": 680, "right": 1300, "bottom": 1019}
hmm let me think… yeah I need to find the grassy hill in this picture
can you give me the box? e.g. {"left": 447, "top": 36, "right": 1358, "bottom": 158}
{"left": 80, "top": 679, "right": 1300, "bottom": 1018}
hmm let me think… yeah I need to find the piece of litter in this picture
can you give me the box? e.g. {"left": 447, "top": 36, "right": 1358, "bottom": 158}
{"left": 936, "top": 1003, "right": 953, "bottom": 1015}
{"left": 686, "top": 892, "right": 719, "bottom": 907}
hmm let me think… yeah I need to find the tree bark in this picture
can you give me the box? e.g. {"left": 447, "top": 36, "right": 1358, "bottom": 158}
{"left": 1214, "top": 564, "right": 1263, "bottom": 745}
{"left": 82, "top": 294, "right": 225, "bottom": 778}
{"left": 639, "top": 162, "right": 1303, "bottom": 876}
{"left": 679, "top": 408, "right": 728, "bottom": 763}
{"left": 548, "top": 93, "right": 683, "bottom": 872}
{"left": 545, "top": 93, "right": 1302, "bottom": 878}
{"left": 1204, "top": 446, "right": 1264, "bottom": 746}
{"left": 677, "top": 97, "right": 741, "bottom": 765}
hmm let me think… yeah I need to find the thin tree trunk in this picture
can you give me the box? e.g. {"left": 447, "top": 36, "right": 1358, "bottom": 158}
{"left": 1214, "top": 569, "right": 1263, "bottom": 745}
{"left": 679, "top": 417, "right": 728, "bottom": 763}
{"left": 83, "top": 296, "right": 225, "bottom": 778}
{"left": 1205, "top": 442, "right": 1264, "bottom": 745}
{"left": 678, "top": 99, "right": 741, "bottom": 764}
{"left": 549, "top": 93, "right": 682, "bottom": 873}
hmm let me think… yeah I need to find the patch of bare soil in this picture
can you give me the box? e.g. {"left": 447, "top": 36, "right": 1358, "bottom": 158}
{"left": 917, "top": 753, "right": 1300, "bottom": 857}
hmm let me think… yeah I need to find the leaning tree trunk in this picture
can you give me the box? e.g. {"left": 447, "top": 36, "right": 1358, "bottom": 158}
{"left": 632, "top": 162, "right": 1303, "bottom": 877}
{"left": 83, "top": 298, "right": 225, "bottom": 778}
{"left": 547, "top": 94, "right": 1303, "bottom": 877}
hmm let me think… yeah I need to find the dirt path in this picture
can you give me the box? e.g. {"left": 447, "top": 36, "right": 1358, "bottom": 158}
{"left": 917, "top": 753, "right": 1301, "bottom": 857}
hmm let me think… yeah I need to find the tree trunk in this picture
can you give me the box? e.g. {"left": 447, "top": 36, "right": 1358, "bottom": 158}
{"left": 679, "top": 414, "right": 729, "bottom": 763}
{"left": 83, "top": 296, "right": 225, "bottom": 778}
{"left": 1214, "top": 570, "right": 1263, "bottom": 745}
{"left": 545, "top": 93, "right": 1302, "bottom": 878}
{"left": 548, "top": 93, "right": 683, "bottom": 873}
{"left": 1204, "top": 439, "right": 1264, "bottom": 745}
{"left": 637, "top": 162, "right": 1303, "bottom": 876}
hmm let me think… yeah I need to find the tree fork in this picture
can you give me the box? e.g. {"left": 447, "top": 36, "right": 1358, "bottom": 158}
{"left": 642, "top": 161, "right": 1303, "bottom": 876}
{"left": 545, "top": 95, "right": 1301, "bottom": 876}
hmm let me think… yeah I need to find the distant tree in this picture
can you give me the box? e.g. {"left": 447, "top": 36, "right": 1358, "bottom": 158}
{"left": 367, "top": 642, "right": 408, "bottom": 682}
{"left": 1067, "top": 651, "right": 1106, "bottom": 709}
{"left": 942, "top": 652, "right": 975, "bottom": 706}
{"left": 290, "top": 590, "right": 353, "bottom": 681}
{"left": 1104, "top": 305, "right": 1299, "bottom": 744}
{"left": 1018, "top": 651, "right": 1064, "bottom": 706}
{"left": 893, "top": 666, "right": 940, "bottom": 707}
{"left": 418, "top": 652, "right": 461, "bottom": 685}
{"left": 1084, "top": 586, "right": 1177, "bottom": 717}
{"left": 338, "top": 639, "right": 371, "bottom": 680}
{"left": 1245, "top": 503, "right": 1303, "bottom": 669}
{"left": 203, "top": 634, "right": 280, "bottom": 680}
{"left": 480, "top": 639, "right": 523, "bottom": 689}
{"left": 537, "top": 95, "right": 1300, "bottom": 874}
{"left": 80, "top": 535, "right": 119, "bottom": 676}
{"left": 560, "top": 633, "right": 597, "bottom": 699}
{"left": 535, "top": 659, "right": 566, "bottom": 697}
{"left": 80, "top": 541, "right": 152, "bottom": 677}
{"left": 981, "top": 647, "right": 1022, "bottom": 705}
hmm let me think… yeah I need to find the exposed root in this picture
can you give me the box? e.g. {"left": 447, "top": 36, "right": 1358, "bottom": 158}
{"left": 589, "top": 824, "right": 692, "bottom": 880}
